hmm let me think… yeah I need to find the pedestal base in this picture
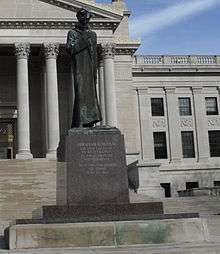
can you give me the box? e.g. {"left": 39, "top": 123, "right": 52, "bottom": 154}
{"left": 10, "top": 217, "right": 202, "bottom": 250}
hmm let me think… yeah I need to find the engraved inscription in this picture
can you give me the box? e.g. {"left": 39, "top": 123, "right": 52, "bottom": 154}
{"left": 77, "top": 142, "right": 117, "bottom": 175}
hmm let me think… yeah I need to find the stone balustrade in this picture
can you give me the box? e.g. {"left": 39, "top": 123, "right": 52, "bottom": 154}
{"left": 133, "top": 55, "right": 220, "bottom": 65}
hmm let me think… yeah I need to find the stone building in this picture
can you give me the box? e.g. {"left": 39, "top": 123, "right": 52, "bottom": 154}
{"left": 0, "top": 0, "right": 220, "bottom": 198}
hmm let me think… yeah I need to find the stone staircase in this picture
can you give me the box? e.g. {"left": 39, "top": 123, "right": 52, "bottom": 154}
{"left": 163, "top": 196, "right": 220, "bottom": 216}
{"left": 130, "top": 192, "right": 220, "bottom": 216}
{"left": 0, "top": 159, "right": 57, "bottom": 249}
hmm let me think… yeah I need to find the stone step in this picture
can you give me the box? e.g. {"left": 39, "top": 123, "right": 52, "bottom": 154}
{"left": 0, "top": 243, "right": 220, "bottom": 254}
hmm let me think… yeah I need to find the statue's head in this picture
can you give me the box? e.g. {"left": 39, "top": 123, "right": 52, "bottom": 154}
{"left": 76, "top": 8, "right": 92, "bottom": 26}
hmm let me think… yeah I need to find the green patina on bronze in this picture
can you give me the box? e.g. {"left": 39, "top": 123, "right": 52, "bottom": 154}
{"left": 66, "top": 8, "right": 102, "bottom": 128}
{"left": 115, "top": 222, "right": 171, "bottom": 245}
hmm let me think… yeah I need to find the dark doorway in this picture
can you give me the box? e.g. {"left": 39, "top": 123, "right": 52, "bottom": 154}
{"left": 214, "top": 181, "right": 220, "bottom": 187}
{"left": 186, "top": 181, "right": 199, "bottom": 190}
{"left": 0, "top": 119, "right": 16, "bottom": 159}
{"left": 160, "top": 183, "right": 171, "bottom": 198}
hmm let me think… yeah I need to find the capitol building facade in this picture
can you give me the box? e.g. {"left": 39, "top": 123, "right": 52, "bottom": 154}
{"left": 0, "top": 0, "right": 220, "bottom": 199}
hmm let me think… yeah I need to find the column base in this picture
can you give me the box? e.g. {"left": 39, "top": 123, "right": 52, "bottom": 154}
{"left": 16, "top": 152, "right": 33, "bottom": 160}
{"left": 198, "top": 156, "right": 209, "bottom": 163}
{"left": 46, "top": 151, "right": 57, "bottom": 160}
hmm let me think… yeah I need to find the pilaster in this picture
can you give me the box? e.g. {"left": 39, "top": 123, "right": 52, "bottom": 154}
{"left": 192, "top": 87, "right": 209, "bottom": 163}
{"left": 137, "top": 88, "right": 154, "bottom": 161}
{"left": 165, "top": 87, "right": 182, "bottom": 163}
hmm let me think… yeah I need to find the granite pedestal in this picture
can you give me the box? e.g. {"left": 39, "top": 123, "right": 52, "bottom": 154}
{"left": 44, "top": 127, "right": 164, "bottom": 222}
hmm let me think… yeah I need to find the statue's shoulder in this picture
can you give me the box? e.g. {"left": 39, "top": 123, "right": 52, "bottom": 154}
{"left": 68, "top": 29, "right": 78, "bottom": 35}
{"left": 87, "top": 29, "right": 97, "bottom": 39}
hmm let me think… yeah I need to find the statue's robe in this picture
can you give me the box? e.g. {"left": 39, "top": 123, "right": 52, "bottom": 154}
{"left": 66, "top": 27, "right": 102, "bottom": 127}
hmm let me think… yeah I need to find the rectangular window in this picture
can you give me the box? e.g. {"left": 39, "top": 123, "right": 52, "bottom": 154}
{"left": 181, "top": 131, "right": 195, "bottom": 158}
{"left": 160, "top": 183, "right": 171, "bottom": 198}
{"left": 208, "top": 131, "right": 220, "bottom": 157}
{"left": 206, "top": 97, "right": 218, "bottom": 115}
{"left": 214, "top": 181, "right": 220, "bottom": 187}
{"left": 153, "top": 132, "right": 168, "bottom": 159}
{"left": 186, "top": 182, "right": 199, "bottom": 190}
{"left": 179, "top": 97, "right": 192, "bottom": 116}
{"left": 151, "top": 98, "right": 164, "bottom": 116}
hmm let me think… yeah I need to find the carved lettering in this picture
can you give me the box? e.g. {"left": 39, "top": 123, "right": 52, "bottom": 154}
{"left": 77, "top": 142, "right": 117, "bottom": 175}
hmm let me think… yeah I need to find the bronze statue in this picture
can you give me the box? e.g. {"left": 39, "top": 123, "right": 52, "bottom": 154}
{"left": 66, "top": 8, "right": 102, "bottom": 128}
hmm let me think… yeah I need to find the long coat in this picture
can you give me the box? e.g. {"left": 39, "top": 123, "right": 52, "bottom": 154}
{"left": 66, "top": 27, "right": 102, "bottom": 127}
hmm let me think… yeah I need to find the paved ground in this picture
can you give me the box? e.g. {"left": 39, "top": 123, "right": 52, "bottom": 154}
{"left": 0, "top": 243, "right": 220, "bottom": 254}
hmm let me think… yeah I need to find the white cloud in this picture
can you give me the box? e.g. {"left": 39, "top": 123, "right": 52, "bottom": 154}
{"left": 130, "top": 0, "right": 219, "bottom": 39}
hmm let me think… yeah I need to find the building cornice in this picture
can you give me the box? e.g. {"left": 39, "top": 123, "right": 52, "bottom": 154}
{"left": 115, "top": 42, "right": 140, "bottom": 55}
{"left": 0, "top": 19, "right": 119, "bottom": 30}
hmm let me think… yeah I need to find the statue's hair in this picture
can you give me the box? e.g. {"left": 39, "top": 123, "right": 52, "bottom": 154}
{"left": 76, "top": 8, "right": 92, "bottom": 19}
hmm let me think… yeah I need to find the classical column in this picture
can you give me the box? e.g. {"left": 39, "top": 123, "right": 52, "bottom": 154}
{"left": 44, "top": 43, "right": 60, "bottom": 159}
{"left": 165, "top": 87, "right": 182, "bottom": 163}
{"left": 15, "top": 43, "right": 33, "bottom": 159}
{"left": 98, "top": 57, "right": 106, "bottom": 125}
{"left": 102, "top": 43, "right": 117, "bottom": 127}
{"left": 192, "top": 87, "right": 209, "bottom": 163}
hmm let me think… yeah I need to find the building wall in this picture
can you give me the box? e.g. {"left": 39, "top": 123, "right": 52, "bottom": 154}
{"left": 132, "top": 55, "right": 220, "bottom": 196}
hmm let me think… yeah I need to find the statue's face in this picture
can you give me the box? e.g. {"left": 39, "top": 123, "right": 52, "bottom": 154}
{"left": 77, "top": 9, "right": 91, "bottom": 26}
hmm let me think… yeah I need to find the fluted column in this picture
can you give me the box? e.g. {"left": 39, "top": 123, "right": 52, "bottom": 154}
{"left": 44, "top": 43, "right": 60, "bottom": 159}
{"left": 102, "top": 43, "right": 117, "bottom": 127}
{"left": 98, "top": 57, "right": 106, "bottom": 125}
{"left": 15, "top": 43, "right": 33, "bottom": 159}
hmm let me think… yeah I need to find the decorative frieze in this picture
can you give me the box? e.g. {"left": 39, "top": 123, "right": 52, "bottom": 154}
{"left": 152, "top": 119, "right": 166, "bottom": 129}
{"left": 14, "top": 43, "right": 30, "bottom": 59}
{"left": 44, "top": 43, "right": 59, "bottom": 59}
{"left": 180, "top": 118, "right": 193, "bottom": 128}
{"left": 208, "top": 118, "right": 220, "bottom": 128}
{"left": 115, "top": 48, "right": 137, "bottom": 55}
{"left": 0, "top": 21, "right": 119, "bottom": 30}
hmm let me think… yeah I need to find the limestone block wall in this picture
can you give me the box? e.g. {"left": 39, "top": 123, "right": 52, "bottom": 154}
{"left": 0, "top": 159, "right": 56, "bottom": 222}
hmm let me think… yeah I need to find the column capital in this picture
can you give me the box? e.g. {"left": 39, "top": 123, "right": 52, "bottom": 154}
{"left": 44, "top": 43, "right": 59, "bottom": 59}
{"left": 191, "top": 86, "right": 203, "bottom": 94}
{"left": 101, "top": 43, "right": 116, "bottom": 59}
{"left": 14, "top": 43, "right": 30, "bottom": 59}
{"left": 137, "top": 88, "right": 149, "bottom": 95}
{"left": 164, "top": 87, "right": 176, "bottom": 94}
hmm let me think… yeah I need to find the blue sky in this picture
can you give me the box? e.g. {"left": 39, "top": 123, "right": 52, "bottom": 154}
{"left": 96, "top": 0, "right": 220, "bottom": 55}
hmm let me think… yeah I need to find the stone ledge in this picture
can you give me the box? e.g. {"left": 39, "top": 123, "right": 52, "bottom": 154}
{"left": 9, "top": 218, "right": 206, "bottom": 250}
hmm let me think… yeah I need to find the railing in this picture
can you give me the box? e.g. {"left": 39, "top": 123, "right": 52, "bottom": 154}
{"left": 178, "top": 187, "right": 220, "bottom": 197}
{"left": 134, "top": 55, "right": 219, "bottom": 65}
